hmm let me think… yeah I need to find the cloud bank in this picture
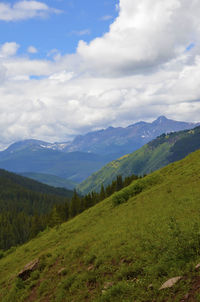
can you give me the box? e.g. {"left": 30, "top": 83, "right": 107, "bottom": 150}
{"left": 0, "top": 0, "right": 200, "bottom": 149}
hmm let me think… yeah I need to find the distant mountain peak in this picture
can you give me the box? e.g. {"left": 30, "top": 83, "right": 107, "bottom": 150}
{"left": 157, "top": 115, "right": 167, "bottom": 120}
{"left": 153, "top": 116, "right": 168, "bottom": 124}
{"left": 128, "top": 121, "right": 147, "bottom": 128}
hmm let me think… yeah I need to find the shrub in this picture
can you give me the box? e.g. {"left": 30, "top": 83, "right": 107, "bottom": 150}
{"left": 15, "top": 278, "right": 25, "bottom": 290}
{"left": 99, "top": 281, "right": 133, "bottom": 302}
{"left": 0, "top": 250, "right": 4, "bottom": 259}
{"left": 112, "top": 174, "right": 162, "bottom": 207}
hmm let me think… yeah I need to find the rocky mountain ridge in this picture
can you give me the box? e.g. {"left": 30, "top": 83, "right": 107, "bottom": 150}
{"left": 0, "top": 116, "right": 198, "bottom": 187}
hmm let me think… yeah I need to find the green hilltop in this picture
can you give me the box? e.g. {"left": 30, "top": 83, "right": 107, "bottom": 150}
{"left": 1, "top": 150, "right": 200, "bottom": 301}
{"left": 77, "top": 126, "right": 200, "bottom": 194}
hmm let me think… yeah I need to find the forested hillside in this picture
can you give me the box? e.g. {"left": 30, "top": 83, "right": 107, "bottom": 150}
{"left": 0, "top": 168, "right": 138, "bottom": 251}
{"left": 0, "top": 169, "right": 74, "bottom": 251}
{"left": 0, "top": 169, "right": 74, "bottom": 197}
{"left": 1, "top": 150, "right": 200, "bottom": 301}
{"left": 78, "top": 126, "right": 200, "bottom": 193}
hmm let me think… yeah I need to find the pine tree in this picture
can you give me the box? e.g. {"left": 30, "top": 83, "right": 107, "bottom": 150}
{"left": 30, "top": 213, "right": 43, "bottom": 238}
{"left": 116, "top": 175, "right": 123, "bottom": 191}
{"left": 69, "top": 190, "right": 80, "bottom": 217}
{"left": 49, "top": 207, "right": 63, "bottom": 227}
{"left": 100, "top": 184, "right": 106, "bottom": 201}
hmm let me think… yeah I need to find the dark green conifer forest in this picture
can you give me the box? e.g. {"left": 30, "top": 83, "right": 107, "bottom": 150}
{"left": 0, "top": 169, "right": 72, "bottom": 251}
{"left": 0, "top": 169, "right": 138, "bottom": 252}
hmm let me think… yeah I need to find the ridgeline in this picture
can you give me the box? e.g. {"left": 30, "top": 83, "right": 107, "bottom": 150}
{"left": 78, "top": 126, "right": 200, "bottom": 194}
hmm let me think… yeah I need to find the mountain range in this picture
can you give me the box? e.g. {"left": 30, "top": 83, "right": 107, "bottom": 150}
{"left": 0, "top": 144, "right": 109, "bottom": 184}
{"left": 0, "top": 116, "right": 198, "bottom": 187}
{"left": 63, "top": 115, "right": 199, "bottom": 157}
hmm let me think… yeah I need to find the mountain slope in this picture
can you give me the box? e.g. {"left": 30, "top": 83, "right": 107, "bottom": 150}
{"left": 0, "top": 169, "right": 73, "bottom": 198}
{"left": 78, "top": 126, "right": 200, "bottom": 193}
{"left": 0, "top": 169, "right": 71, "bottom": 219}
{"left": 20, "top": 172, "right": 77, "bottom": 190}
{"left": 1, "top": 150, "right": 200, "bottom": 301}
{"left": 0, "top": 169, "right": 73, "bottom": 251}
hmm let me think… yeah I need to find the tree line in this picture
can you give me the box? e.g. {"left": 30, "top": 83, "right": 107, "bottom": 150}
{"left": 49, "top": 174, "right": 139, "bottom": 226}
{"left": 0, "top": 174, "right": 139, "bottom": 252}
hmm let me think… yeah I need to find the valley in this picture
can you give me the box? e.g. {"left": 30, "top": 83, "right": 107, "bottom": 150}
{"left": 0, "top": 116, "right": 200, "bottom": 301}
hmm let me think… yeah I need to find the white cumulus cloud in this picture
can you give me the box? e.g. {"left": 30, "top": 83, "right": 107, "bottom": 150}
{"left": 0, "top": 1, "right": 61, "bottom": 21}
{"left": 0, "top": 0, "right": 200, "bottom": 149}
{"left": 27, "top": 46, "right": 38, "bottom": 54}
{"left": 77, "top": 0, "right": 200, "bottom": 76}
{"left": 0, "top": 42, "right": 19, "bottom": 58}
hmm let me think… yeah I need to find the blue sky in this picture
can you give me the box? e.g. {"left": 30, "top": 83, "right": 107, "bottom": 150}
{"left": 0, "top": 0, "right": 200, "bottom": 148}
{"left": 0, "top": 0, "right": 118, "bottom": 58}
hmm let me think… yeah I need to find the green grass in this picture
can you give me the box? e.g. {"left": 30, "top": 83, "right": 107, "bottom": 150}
{"left": 1, "top": 150, "right": 200, "bottom": 301}
{"left": 77, "top": 143, "right": 171, "bottom": 194}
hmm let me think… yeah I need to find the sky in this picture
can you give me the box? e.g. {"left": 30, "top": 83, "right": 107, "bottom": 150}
{"left": 0, "top": 0, "right": 200, "bottom": 149}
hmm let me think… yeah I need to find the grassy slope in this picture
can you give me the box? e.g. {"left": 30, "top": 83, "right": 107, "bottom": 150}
{"left": 77, "top": 142, "right": 171, "bottom": 194}
{"left": 78, "top": 127, "right": 200, "bottom": 194}
{"left": 1, "top": 150, "right": 200, "bottom": 301}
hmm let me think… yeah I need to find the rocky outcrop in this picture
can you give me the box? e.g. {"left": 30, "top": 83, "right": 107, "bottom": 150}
{"left": 159, "top": 276, "right": 182, "bottom": 290}
{"left": 18, "top": 259, "right": 39, "bottom": 280}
